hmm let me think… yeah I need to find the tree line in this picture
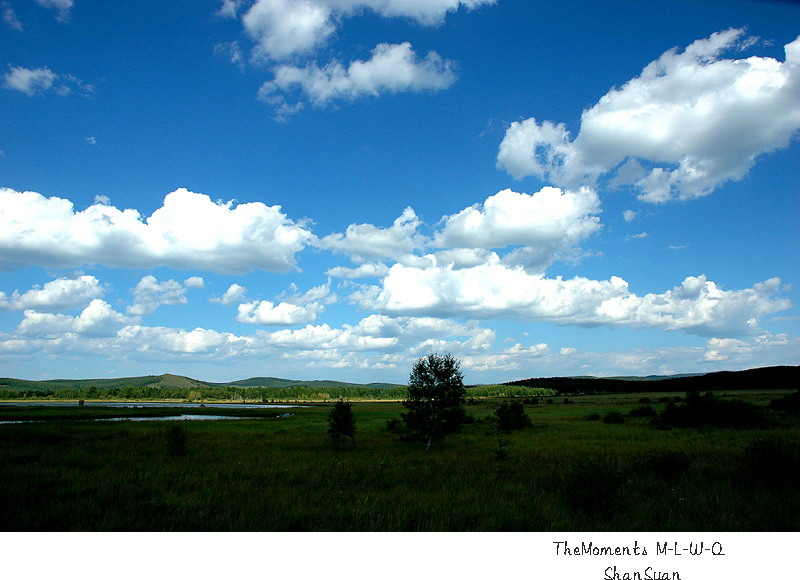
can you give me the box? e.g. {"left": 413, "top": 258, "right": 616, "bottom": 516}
{"left": 0, "top": 383, "right": 554, "bottom": 402}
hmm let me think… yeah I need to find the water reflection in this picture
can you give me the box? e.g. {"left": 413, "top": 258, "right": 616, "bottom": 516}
{"left": 0, "top": 401, "right": 300, "bottom": 409}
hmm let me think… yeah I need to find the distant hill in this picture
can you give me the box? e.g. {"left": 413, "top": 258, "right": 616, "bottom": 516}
{"left": 0, "top": 375, "right": 164, "bottom": 391}
{"left": 0, "top": 374, "right": 402, "bottom": 392}
{"left": 224, "top": 377, "right": 403, "bottom": 389}
{"left": 505, "top": 365, "right": 800, "bottom": 394}
{"left": 2, "top": 366, "right": 797, "bottom": 396}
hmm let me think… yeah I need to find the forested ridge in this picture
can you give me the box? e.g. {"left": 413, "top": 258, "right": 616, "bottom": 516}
{"left": 1, "top": 365, "right": 796, "bottom": 401}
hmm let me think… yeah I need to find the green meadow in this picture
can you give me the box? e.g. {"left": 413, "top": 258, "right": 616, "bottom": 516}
{"left": 1, "top": 390, "right": 798, "bottom": 531}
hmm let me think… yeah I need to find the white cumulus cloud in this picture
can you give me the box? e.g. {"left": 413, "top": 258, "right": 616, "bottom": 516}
{"left": 497, "top": 30, "right": 800, "bottom": 202}
{"left": 0, "top": 187, "right": 314, "bottom": 274}
{"left": 434, "top": 187, "right": 601, "bottom": 271}
{"left": 225, "top": 0, "right": 490, "bottom": 117}
{"left": 117, "top": 325, "right": 250, "bottom": 355}
{"left": 127, "top": 275, "right": 205, "bottom": 317}
{"left": 239, "top": 0, "right": 494, "bottom": 62}
{"left": 354, "top": 259, "right": 791, "bottom": 337}
{"left": 212, "top": 283, "right": 248, "bottom": 305}
{"left": 237, "top": 281, "right": 336, "bottom": 325}
{"left": 319, "top": 206, "right": 426, "bottom": 262}
{"left": 0, "top": 276, "right": 104, "bottom": 312}
{"left": 17, "top": 299, "right": 131, "bottom": 338}
{"left": 3, "top": 65, "right": 55, "bottom": 96}
{"left": 259, "top": 42, "right": 456, "bottom": 115}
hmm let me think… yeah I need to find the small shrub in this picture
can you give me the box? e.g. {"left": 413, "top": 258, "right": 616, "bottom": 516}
{"left": 494, "top": 435, "right": 510, "bottom": 461}
{"left": 493, "top": 401, "right": 531, "bottom": 433}
{"left": 656, "top": 392, "right": 767, "bottom": 429}
{"left": 166, "top": 424, "right": 188, "bottom": 457}
{"left": 327, "top": 401, "right": 356, "bottom": 450}
{"left": 643, "top": 449, "right": 690, "bottom": 481}
{"left": 563, "top": 397, "right": 573, "bottom": 404}
{"left": 604, "top": 411, "right": 625, "bottom": 424}
{"left": 584, "top": 413, "right": 601, "bottom": 421}
{"left": 546, "top": 398, "right": 554, "bottom": 405}
{"left": 628, "top": 405, "right": 656, "bottom": 418}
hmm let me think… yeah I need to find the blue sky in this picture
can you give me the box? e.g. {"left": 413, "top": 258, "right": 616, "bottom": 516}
{"left": 1, "top": 0, "right": 798, "bottom": 383}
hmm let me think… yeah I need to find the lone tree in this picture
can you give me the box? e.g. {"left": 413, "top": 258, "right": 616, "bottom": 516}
{"left": 327, "top": 400, "right": 356, "bottom": 449}
{"left": 401, "top": 352, "right": 466, "bottom": 450}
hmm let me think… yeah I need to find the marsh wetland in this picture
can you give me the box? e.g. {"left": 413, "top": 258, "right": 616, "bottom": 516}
{"left": 1, "top": 387, "right": 798, "bottom": 531}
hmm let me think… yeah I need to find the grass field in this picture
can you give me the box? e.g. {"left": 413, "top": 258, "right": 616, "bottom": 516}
{"left": 0, "top": 391, "right": 798, "bottom": 531}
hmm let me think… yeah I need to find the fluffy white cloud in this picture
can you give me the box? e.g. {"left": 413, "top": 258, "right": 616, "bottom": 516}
{"left": 703, "top": 333, "right": 796, "bottom": 363}
{"left": 117, "top": 325, "right": 250, "bottom": 355}
{"left": 2, "top": 65, "right": 94, "bottom": 97}
{"left": 355, "top": 258, "right": 791, "bottom": 337}
{"left": 228, "top": 0, "right": 491, "bottom": 116}
{"left": 17, "top": 299, "right": 131, "bottom": 338}
{"left": 0, "top": 187, "right": 313, "bottom": 274}
{"left": 497, "top": 30, "right": 800, "bottom": 202}
{"left": 259, "top": 42, "right": 455, "bottom": 114}
{"left": 239, "top": 0, "right": 494, "bottom": 62}
{"left": 128, "top": 275, "right": 205, "bottom": 317}
{"left": 462, "top": 342, "right": 549, "bottom": 372}
{"left": 238, "top": 300, "right": 324, "bottom": 325}
{"left": 261, "top": 313, "right": 490, "bottom": 356}
{"left": 237, "top": 281, "right": 336, "bottom": 325}
{"left": 0, "top": 276, "right": 103, "bottom": 312}
{"left": 212, "top": 283, "right": 248, "bottom": 305}
{"left": 244, "top": 0, "right": 335, "bottom": 62}
{"left": 264, "top": 322, "right": 398, "bottom": 351}
{"left": 3, "top": 65, "right": 55, "bottom": 96}
{"left": 435, "top": 187, "right": 601, "bottom": 270}
{"left": 322, "top": 187, "right": 601, "bottom": 276}
{"left": 319, "top": 206, "right": 426, "bottom": 262}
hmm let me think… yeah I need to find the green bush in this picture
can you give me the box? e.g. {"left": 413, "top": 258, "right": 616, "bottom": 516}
{"left": 628, "top": 405, "right": 656, "bottom": 418}
{"left": 656, "top": 391, "right": 768, "bottom": 429}
{"left": 493, "top": 401, "right": 531, "bottom": 433}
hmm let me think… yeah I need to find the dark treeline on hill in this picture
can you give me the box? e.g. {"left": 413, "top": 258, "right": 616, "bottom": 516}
{"left": 505, "top": 365, "right": 800, "bottom": 394}
{"left": 0, "top": 373, "right": 553, "bottom": 401}
{"left": 0, "top": 365, "right": 796, "bottom": 401}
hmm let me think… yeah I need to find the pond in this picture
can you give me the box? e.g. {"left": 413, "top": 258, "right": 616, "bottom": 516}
{"left": 0, "top": 413, "right": 295, "bottom": 425}
{"left": 0, "top": 401, "right": 302, "bottom": 409}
